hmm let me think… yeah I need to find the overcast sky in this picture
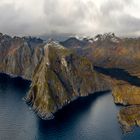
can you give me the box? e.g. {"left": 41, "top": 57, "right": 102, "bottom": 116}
{"left": 0, "top": 0, "right": 140, "bottom": 37}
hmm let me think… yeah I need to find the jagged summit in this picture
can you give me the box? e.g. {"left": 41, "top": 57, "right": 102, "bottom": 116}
{"left": 94, "top": 33, "right": 120, "bottom": 43}
{"left": 60, "top": 36, "right": 92, "bottom": 48}
{"left": 60, "top": 37, "right": 83, "bottom": 48}
{"left": 45, "top": 39, "right": 66, "bottom": 50}
{"left": 60, "top": 33, "right": 120, "bottom": 48}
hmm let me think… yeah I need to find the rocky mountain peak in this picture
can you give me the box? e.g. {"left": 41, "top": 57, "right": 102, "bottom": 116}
{"left": 26, "top": 43, "right": 109, "bottom": 119}
{"left": 60, "top": 36, "right": 92, "bottom": 48}
{"left": 94, "top": 33, "right": 120, "bottom": 43}
{"left": 45, "top": 39, "right": 66, "bottom": 50}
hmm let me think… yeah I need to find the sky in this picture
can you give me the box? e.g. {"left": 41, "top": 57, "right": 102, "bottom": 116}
{"left": 0, "top": 0, "right": 140, "bottom": 38}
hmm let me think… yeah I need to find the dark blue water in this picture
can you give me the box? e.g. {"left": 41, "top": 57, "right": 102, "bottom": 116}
{"left": 94, "top": 66, "right": 140, "bottom": 87}
{"left": 0, "top": 74, "right": 140, "bottom": 140}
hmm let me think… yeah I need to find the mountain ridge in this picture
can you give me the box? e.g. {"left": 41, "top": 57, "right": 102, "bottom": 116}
{"left": 1, "top": 32, "right": 140, "bottom": 132}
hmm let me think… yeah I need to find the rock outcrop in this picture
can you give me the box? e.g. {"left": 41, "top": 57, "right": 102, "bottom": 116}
{"left": 112, "top": 81, "right": 140, "bottom": 132}
{"left": 0, "top": 33, "right": 45, "bottom": 79}
{"left": 118, "top": 106, "right": 140, "bottom": 132}
{"left": 94, "top": 66, "right": 140, "bottom": 132}
{"left": 25, "top": 41, "right": 110, "bottom": 119}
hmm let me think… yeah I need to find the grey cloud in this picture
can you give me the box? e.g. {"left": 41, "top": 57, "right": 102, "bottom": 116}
{"left": 0, "top": 0, "right": 139, "bottom": 37}
{"left": 118, "top": 14, "right": 140, "bottom": 33}
{"left": 100, "top": 1, "right": 123, "bottom": 15}
{"left": 42, "top": 0, "right": 140, "bottom": 37}
{"left": 43, "top": 0, "right": 96, "bottom": 35}
{"left": 0, "top": 3, "right": 30, "bottom": 36}
{"left": 96, "top": 0, "right": 140, "bottom": 36}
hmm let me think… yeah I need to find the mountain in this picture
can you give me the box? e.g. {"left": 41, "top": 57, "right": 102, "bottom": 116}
{"left": 1, "top": 32, "right": 140, "bottom": 132}
{"left": 0, "top": 33, "right": 45, "bottom": 79}
{"left": 65, "top": 34, "right": 140, "bottom": 77}
{"left": 25, "top": 41, "right": 110, "bottom": 119}
{"left": 60, "top": 37, "right": 92, "bottom": 48}
{"left": 60, "top": 33, "right": 120, "bottom": 49}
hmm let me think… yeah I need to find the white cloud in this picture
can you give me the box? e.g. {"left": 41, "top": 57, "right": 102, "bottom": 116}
{"left": 0, "top": 0, "right": 139, "bottom": 37}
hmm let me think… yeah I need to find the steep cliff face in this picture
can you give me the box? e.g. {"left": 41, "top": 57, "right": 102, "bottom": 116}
{"left": 26, "top": 41, "right": 110, "bottom": 119}
{"left": 0, "top": 33, "right": 45, "bottom": 79}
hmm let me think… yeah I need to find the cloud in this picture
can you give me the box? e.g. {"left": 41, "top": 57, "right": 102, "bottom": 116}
{"left": 43, "top": 0, "right": 97, "bottom": 36}
{"left": 97, "top": 0, "right": 140, "bottom": 36}
{"left": 0, "top": 0, "right": 140, "bottom": 37}
{"left": 0, "top": 0, "right": 45, "bottom": 36}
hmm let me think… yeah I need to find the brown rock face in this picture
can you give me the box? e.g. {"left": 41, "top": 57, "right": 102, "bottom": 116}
{"left": 112, "top": 84, "right": 140, "bottom": 105}
{"left": 112, "top": 82, "right": 140, "bottom": 132}
{"left": 118, "top": 106, "right": 140, "bottom": 132}
{"left": 25, "top": 42, "right": 110, "bottom": 119}
{"left": 65, "top": 34, "right": 140, "bottom": 77}
{"left": 0, "top": 34, "right": 45, "bottom": 79}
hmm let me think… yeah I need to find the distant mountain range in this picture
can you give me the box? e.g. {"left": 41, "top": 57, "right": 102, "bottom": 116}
{"left": 0, "top": 32, "right": 140, "bottom": 132}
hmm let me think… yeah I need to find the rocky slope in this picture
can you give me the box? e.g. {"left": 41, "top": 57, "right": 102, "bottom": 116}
{"left": 113, "top": 81, "right": 140, "bottom": 132}
{"left": 62, "top": 33, "right": 140, "bottom": 76}
{"left": 60, "top": 36, "right": 93, "bottom": 49}
{"left": 1, "top": 32, "right": 140, "bottom": 132}
{"left": 0, "top": 33, "right": 45, "bottom": 79}
{"left": 118, "top": 106, "right": 140, "bottom": 132}
{"left": 25, "top": 41, "right": 110, "bottom": 119}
